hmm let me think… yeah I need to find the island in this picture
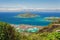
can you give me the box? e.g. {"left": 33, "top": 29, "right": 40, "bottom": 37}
{"left": 14, "top": 13, "right": 40, "bottom": 18}
{"left": 44, "top": 17, "right": 60, "bottom": 22}
{"left": 44, "top": 17, "right": 60, "bottom": 19}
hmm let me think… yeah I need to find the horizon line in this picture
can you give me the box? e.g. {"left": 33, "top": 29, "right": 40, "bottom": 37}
{"left": 0, "top": 8, "right": 60, "bottom": 12}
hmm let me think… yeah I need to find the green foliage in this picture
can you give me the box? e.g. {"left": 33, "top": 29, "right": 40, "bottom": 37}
{"left": 0, "top": 22, "right": 60, "bottom": 40}
{"left": 16, "top": 32, "right": 60, "bottom": 40}
{"left": 0, "top": 22, "right": 20, "bottom": 40}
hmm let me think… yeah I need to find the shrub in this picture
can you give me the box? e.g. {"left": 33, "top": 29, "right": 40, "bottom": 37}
{"left": 0, "top": 22, "right": 20, "bottom": 40}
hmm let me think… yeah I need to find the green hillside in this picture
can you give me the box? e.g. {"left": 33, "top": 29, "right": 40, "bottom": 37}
{"left": 0, "top": 22, "right": 60, "bottom": 40}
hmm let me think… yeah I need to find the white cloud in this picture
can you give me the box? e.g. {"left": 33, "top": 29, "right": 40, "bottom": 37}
{"left": 0, "top": 8, "right": 23, "bottom": 12}
{"left": 0, "top": 7, "right": 60, "bottom": 12}
{"left": 0, "top": 3, "right": 60, "bottom": 12}
{"left": 0, "top": 4, "right": 29, "bottom": 12}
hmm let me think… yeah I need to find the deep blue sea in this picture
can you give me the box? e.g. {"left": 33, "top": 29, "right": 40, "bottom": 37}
{"left": 0, "top": 12, "right": 60, "bottom": 26}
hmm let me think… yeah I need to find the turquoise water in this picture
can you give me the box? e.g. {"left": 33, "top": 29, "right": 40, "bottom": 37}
{"left": 0, "top": 12, "right": 60, "bottom": 26}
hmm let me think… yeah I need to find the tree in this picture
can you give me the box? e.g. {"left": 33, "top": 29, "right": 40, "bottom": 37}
{"left": 0, "top": 22, "right": 18, "bottom": 40}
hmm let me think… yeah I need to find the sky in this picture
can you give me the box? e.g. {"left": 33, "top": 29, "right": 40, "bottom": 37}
{"left": 0, "top": 0, "right": 60, "bottom": 11}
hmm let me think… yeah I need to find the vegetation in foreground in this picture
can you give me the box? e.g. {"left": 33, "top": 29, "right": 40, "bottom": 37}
{"left": 0, "top": 22, "right": 60, "bottom": 40}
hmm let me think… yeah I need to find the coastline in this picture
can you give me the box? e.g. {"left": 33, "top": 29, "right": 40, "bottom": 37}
{"left": 10, "top": 24, "right": 44, "bottom": 31}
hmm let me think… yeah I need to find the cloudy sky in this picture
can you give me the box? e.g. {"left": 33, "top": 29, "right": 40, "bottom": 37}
{"left": 0, "top": 0, "right": 60, "bottom": 11}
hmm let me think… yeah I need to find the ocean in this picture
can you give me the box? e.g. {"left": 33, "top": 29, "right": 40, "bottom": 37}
{"left": 0, "top": 12, "right": 60, "bottom": 26}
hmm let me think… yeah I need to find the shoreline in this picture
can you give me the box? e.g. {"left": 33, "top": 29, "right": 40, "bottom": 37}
{"left": 10, "top": 24, "right": 45, "bottom": 30}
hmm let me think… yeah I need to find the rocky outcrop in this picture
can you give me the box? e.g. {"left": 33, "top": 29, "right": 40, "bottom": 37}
{"left": 39, "top": 24, "right": 60, "bottom": 33}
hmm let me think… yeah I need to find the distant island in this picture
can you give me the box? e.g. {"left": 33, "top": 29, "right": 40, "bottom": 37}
{"left": 44, "top": 17, "right": 60, "bottom": 22}
{"left": 14, "top": 13, "right": 40, "bottom": 18}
